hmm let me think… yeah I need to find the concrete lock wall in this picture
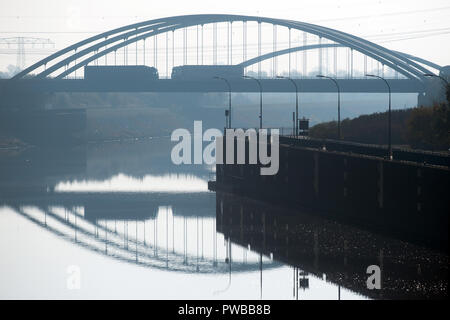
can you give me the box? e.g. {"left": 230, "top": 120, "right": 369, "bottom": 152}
{"left": 215, "top": 136, "right": 449, "bottom": 250}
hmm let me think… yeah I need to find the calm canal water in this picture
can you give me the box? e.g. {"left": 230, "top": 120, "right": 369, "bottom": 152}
{"left": 0, "top": 138, "right": 446, "bottom": 299}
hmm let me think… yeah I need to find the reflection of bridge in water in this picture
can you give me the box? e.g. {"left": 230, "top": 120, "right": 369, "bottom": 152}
{"left": 0, "top": 145, "right": 281, "bottom": 276}
{"left": 6, "top": 196, "right": 282, "bottom": 275}
{"left": 1, "top": 140, "right": 447, "bottom": 299}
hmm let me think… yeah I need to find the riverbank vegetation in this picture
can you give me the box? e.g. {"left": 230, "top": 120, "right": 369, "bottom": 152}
{"left": 310, "top": 102, "right": 450, "bottom": 151}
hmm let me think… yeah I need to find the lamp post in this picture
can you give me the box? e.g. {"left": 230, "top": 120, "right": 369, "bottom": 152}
{"left": 243, "top": 75, "right": 263, "bottom": 129}
{"left": 424, "top": 73, "right": 449, "bottom": 85}
{"left": 277, "top": 76, "right": 299, "bottom": 137}
{"left": 316, "top": 75, "right": 341, "bottom": 140}
{"left": 214, "top": 76, "right": 232, "bottom": 129}
{"left": 424, "top": 73, "right": 449, "bottom": 105}
{"left": 366, "top": 74, "right": 392, "bottom": 159}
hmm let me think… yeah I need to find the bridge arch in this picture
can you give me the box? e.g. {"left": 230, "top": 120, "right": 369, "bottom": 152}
{"left": 239, "top": 43, "right": 442, "bottom": 74}
{"left": 13, "top": 14, "right": 437, "bottom": 81}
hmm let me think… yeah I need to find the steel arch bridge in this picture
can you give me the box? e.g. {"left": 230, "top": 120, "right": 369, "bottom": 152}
{"left": 7, "top": 14, "right": 443, "bottom": 93}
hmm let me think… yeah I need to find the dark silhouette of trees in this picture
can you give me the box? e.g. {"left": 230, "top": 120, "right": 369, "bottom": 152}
{"left": 310, "top": 103, "right": 450, "bottom": 151}
{"left": 310, "top": 109, "right": 411, "bottom": 145}
{"left": 407, "top": 103, "right": 450, "bottom": 150}
{"left": 446, "top": 84, "right": 450, "bottom": 106}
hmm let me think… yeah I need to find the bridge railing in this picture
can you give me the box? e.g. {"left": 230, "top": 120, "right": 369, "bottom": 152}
{"left": 279, "top": 135, "right": 450, "bottom": 167}
{"left": 222, "top": 128, "right": 449, "bottom": 166}
{"left": 225, "top": 127, "right": 296, "bottom": 136}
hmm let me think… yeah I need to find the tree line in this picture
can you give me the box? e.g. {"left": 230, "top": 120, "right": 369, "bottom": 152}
{"left": 310, "top": 85, "right": 450, "bottom": 151}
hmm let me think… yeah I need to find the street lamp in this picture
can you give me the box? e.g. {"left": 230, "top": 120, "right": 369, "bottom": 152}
{"left": 366, "top": 74, "right": 392, "bottom": 159}
{"left": 424, "top": 73, "right": 449, "bottom": 105}
{"left": 423, "top": 73, "right": 449, "bottom": 85}
{"left": 214, "top": 76, "right": 232, "bottom": 129}
{"left": 243, "top": 75, "right": 263, "bottom": 129}
{"left": 277, "top": 76, "right": 300, "bottom": 137}
{"left": 316, "top": 75, "right": 341, "bottom": 140}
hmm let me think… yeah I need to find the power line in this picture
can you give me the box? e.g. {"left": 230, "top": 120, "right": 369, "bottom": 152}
{"left": 0, "top": 37, "right": 54, "bottom": 69}
{"left": 1, "top": 29, "right": 448, "bottom": 59}
{"left": 365, "top": 27, "right": 450, "bottom": 39}
{"left": 0, "top": 31, "right": 103, "bottom": 34}
{"left": 1, "top": 6, "right": 449, "bottom": 20}
{"left": 378, "top": 31, "right": 450, "bottom": 43}
{"left": 312, "top": 6, "right": 450, "bottom": 23}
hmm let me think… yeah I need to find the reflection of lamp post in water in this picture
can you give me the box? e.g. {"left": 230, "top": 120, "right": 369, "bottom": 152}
{"left": 260, "top": 252, "right": 263, "bottom": 300}
{"left": 226, "top": 238, "right": 232, "bottom": 287}
{"left": 213, "top": 237, "right": 232, "bottom": 295}
{"left": 293, "top": 268, "right": 309, "bottom": 300}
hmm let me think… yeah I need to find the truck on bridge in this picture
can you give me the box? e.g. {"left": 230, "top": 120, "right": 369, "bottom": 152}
{"left": 171, "top": 65, "right": 244, "bottom": 80}
{"left": 84, "top": 65, "right": 159, "bottom": 82}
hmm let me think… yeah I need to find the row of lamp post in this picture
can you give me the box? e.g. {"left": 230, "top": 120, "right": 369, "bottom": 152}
{"left": 316, "top": 75, "right": 341, "bottom": 140}
{"left": 214, "top": 73, "right": 447, "bottom": 160}
{"left": 216, "top": 75, "right": 295, "bottom": 132}
{"left": 318, "top": 73, "right": 394, "bottom": 159}
{"left": 243, "top": 75, "right": 263, "bottom": 130}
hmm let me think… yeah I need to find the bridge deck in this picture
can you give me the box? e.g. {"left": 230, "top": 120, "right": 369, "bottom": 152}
{"left": 1, "top": 78, "right": 423, "bottom": 93}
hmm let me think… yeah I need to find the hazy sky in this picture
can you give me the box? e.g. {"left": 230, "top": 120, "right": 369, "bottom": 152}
{"left": 1, "top": 0, "right": 449, "bottom": 72}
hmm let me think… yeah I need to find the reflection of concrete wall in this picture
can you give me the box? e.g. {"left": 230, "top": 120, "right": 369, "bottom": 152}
{"left": 215, "top": 136, "right": 449, "bottom": 250}
{"left": 0, "top": 108, "right": 86, "bottom": 146}
{"left": 217, "top": 191, "right": 448, "bottom": 300}
{"left": 0, "top": 147, "right": 86, "bottom": 200}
